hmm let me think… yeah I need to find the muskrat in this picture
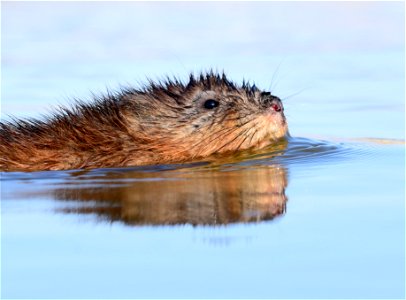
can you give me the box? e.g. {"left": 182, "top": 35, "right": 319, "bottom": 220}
{"left": 0, "top": 72, "right": 288, "bottom": 171}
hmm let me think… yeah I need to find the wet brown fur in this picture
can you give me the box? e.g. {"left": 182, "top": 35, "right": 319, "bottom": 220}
{"left": 0, "top": 72, "right": 288, "bottom": 171}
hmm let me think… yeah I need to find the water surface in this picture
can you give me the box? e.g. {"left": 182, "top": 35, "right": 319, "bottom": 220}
{"left": 2, "top": 136, "right": 404, "bottom": 298}
{"left": 1, "top": 2, "right": 404, "bottom": 299}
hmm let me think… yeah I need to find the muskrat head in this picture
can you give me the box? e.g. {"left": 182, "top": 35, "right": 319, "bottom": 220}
{"left": 122, "top": 72, "right": 288, "bottom": 162}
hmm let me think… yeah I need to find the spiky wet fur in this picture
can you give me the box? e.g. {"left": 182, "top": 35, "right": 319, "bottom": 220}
{"left": 0, "top": 72, "right": 288, "bottom": 171}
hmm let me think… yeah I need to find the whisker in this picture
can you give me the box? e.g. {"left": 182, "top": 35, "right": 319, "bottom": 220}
{"left": 214, "top": 116, "right": 262, "bottom": 153}
{"left": 192, "top": 126, "right": 240, "bottom": 149}
{"left": 215, "top": 127, "right": 252, "bottom": 152}
{"left": 235, "top": 128, "right": 255, "bottom": 152}
{"left": 248, "top": 124, "right": 260, "bottom": 146}
{"left": 191, "top": 116, "right": 257, "bottom": 156}
{"left": 268, "top": 58, "right": 286, "bottom": 92}
{"left": 281, "top": 87, "right": 311, "bottom": 101}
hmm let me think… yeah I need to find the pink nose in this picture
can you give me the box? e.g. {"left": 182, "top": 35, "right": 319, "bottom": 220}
{"left": 271, "top": 103, "right": 281, "bottom": 112}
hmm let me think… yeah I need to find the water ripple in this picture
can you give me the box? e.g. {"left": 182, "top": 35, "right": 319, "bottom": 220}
{"left": 1, "top": 136, "right": 400, "bottom": 181}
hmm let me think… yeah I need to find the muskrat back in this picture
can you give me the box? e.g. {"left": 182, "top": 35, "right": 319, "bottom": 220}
{"left": 0, "top": 72, "right": 288, "bottom": 171}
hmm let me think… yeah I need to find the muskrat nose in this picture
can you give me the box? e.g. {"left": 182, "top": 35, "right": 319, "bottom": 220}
{"left": 271, "top": 102, "right": 282, "bottom": 112}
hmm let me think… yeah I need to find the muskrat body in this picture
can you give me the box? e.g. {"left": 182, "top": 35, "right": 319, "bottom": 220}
{"left": 0, "top": 72, "right": 288, "bottom": 171}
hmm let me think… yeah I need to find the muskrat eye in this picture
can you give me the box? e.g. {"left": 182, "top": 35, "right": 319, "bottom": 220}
{"left": 203, "top": 99, "right": 219, "bottom": 109}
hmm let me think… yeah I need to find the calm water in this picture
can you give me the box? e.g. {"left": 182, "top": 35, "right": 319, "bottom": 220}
{"left": 1, "top": 2, "right": 405, "bottom": 299}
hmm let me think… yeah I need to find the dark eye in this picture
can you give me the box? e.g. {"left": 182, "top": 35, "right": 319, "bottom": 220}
{"left": 203, "top": 99, "right": 219, "bottom": 109}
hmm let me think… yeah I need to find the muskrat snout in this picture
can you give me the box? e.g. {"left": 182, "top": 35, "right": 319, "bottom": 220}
{"left": 260, "top": 92, "right": 283, "bottom": 112}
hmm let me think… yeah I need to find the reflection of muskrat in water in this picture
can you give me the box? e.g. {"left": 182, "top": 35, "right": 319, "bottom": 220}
{"left": 56, "top": 166, "right": 288, "bottom": 226}
{"left": 0, "top": 72, "right": 288, "bottom": 171}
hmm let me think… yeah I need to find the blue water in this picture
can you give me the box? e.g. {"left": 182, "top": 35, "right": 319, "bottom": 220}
{"left": 1, "top": 2, "right": 405, "bottom": 299}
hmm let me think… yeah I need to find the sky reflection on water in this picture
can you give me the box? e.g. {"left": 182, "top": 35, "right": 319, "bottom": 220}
{"left": 1, "top": 1, "right": 404, "bottom": 299}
